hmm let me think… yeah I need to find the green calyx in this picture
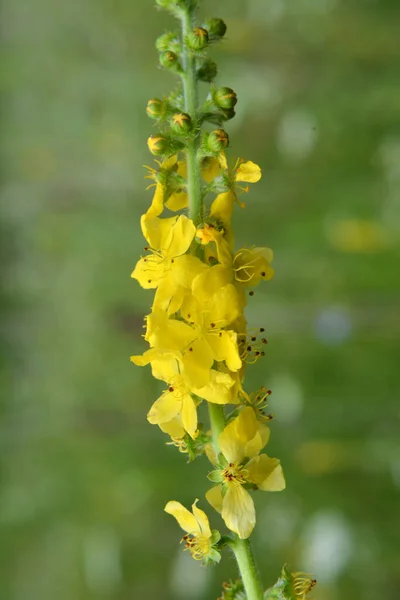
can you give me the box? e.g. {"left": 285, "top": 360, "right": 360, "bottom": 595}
{"left": 213, "top": 87, "right": 238, "bottom": 110}
{"left": 155, "top": 31, "right": 181, "bottom": 53}
{"left": 264, "top": 565, "right": 316, "bottom": 600}
{"left": 187, "top": 27, "right": 209, "bottom": 51}
{"left": 203, "top": 17, "right": 227, "bottom": 40}
{"left": 159, "top": 50, "right": 182, "bottom": 73}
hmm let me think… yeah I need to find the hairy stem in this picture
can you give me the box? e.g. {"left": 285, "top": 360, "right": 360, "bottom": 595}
{"left": 230, "top": 537, "right": 264, "bottom": 600}
{"left": 180, "top": 5, "right": 203, "bottom": 226}
{"left": 180, "top": 5, "right": 264, "bottom": 599}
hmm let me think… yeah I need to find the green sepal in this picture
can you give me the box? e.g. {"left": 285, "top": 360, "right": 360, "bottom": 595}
{"left": 196, "top": 58, "right": 218, "bottom": 82}
{"left": 219, "top": 578, "right": 246, "bottom": 600}
{"left": 207, "top": 469, "right": 223, "bottom": 483}
{"left": 155, "top": 31, "right": 181, "bottom": 53}
{"left": 264, "top": 565, "right": 316, "bottom": 600}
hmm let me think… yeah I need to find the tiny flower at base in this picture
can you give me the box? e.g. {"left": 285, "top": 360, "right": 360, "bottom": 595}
{"left": 206, "top": 408, "right": 285, "bottom": 539}
{"left": 264, "top": 565, "right": 316, "bottom": 600}
{"left": 165, "top": 500, "right": 221, "bottom": 563}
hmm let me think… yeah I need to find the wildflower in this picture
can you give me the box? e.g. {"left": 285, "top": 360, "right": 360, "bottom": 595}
{"left": 165, "top": 500, "right": 221, "bottom": 563}
{"left": 147, "top": 370, "right": 235, "bottom": 438}
{"left": 264, "top": 565, "right": 316, "bottom": 600}
{"left": 206, "top": 407, "right": 285, "bottom": 539}
{"left": 132, "top": 215, "right": 206, "bottom": 313}
{"left": 233, "top": 246, "right": 275, "bottom": 285}
{"left": 144, "top": 156, "right": 188, "bottom": 219}
{"left": 144, "top": 283, "right": 242, "bottom": 387}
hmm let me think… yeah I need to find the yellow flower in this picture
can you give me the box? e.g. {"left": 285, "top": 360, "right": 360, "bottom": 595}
{"left": 233, "top": 246, "right": 275, "bottom": 286}
{"left": 209, "top": 156, "right": 262, "bottom": 245}
{"left": 206, "top": 407, "right": 285, "bottom": 539}
{"left": 144, "top": 156, "right": 188, "bottom": 219}
{"left": 147, "top": 370, "right": 235, "bottom": 438}
{"left": 165, "top": 500, "right": 221, "bottom": 563}
{"left": 144, "top": 282, "right": 242, "bottom": 387}
{"left": 132, "top": 215, "right": 206, "bottom": 313}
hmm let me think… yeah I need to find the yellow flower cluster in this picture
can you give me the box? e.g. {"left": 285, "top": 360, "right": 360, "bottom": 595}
{"left": 131, "top": 150, "right": 285, "bottom": 546}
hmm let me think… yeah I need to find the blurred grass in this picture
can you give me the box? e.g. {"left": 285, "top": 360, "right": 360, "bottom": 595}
{"left": 1, "top": 0, "right": 399, "bottom": 599}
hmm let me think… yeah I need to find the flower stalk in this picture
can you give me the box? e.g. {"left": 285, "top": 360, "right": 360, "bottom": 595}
{"left": 131, "top": 0, "right": 316, "bottom": 598}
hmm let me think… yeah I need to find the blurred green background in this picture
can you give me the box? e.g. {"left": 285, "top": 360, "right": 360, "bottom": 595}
{"left": 1, "top": 0, "right": 399, "bottom": 598}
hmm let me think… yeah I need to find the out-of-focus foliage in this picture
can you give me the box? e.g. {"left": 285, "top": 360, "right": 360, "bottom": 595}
{"left": 1, "top": 0, "right": 399, "bottom": 599}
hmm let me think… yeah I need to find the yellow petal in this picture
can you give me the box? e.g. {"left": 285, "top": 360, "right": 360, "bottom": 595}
{"left": 192, "top": 500, "right": 212, "bottom": 538}
{"left": 246, "top": 454, "right": 286, "bottom": 491}
{"left": 147, "top": 391, "right": 181, "bottom": 425}
{"left": 209, "top": 191, "right": 235, "bottom": 228}
{"left": 140, "top": 214, "right": 176, "bottom": 251}
{"left": 165, "top": 190, "right": 188, "bottom": 212}
{"left": 145, "top": 183, "right": 164, "bottom": 219}
{"left": 206, "top": 284, "right": 241, "bottom": 327}
{"left": 235, "top": 407, "right": 259, "bottom": 443}
{"left": 165, "top": 501, "right": 200, "bottom": 534}
{"left": 182, "top": 337, "right": 214, "bottom": 388}
{"left": 172, "top": 255, "right": 208, "bottom": 289}
{"left": 165, "top": 215, "right": 196, "bottom": 258}
{"left": 244, "top": 423, "right": 270, "bottom": 458}
{"left": 159, "top": 417, "right": 186, "bottom": 438}
{"left": 131, "top": 256, "right": 164, "bottom": 289}
{"left": 130, "top": 349, "right": 180, "bottom": 381}
{"left": 235, "top": 160, "right": 262, "bottom": 183}
{"left": 193, "top": 370, "right": 235, "bottom": 405}
{"left": 181, "top": 394, "right": 198, "bottom": 439}
{"left": 205, "top": 485, "right": 223, "bottom": 514}
{"left": 146, "top": 311, "right": 195, "bottom": 352}
{"left": 192, "top": 265, "right": 232, "bottom": 305}
{"left": 201, "top": 156, "right": 221, "bottom": 183}
{"left": 206, "top": 330, "right": 242, "bottom": 372}
{"left": 221, "top": 484, "right": 255, "bottom": 539}
{"left": 218, "top": 419, "right": 245, "bottom": 464}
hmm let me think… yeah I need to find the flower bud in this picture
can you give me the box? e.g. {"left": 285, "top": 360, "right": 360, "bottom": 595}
{"left": 159, "top": 50, "right": 182, "bottom": 73}
{"left": 187, "top": 27, "right": 209, "bottom": 51}
{"left": 155, "top": 0, "right": 183, "bottom": 9}
{"left": 197, "top": 58, "right": 217, "bottom": 82}
{"left": 203, "top": 18, "right": 227, "bottom": 40}
{"left": 155, "top": 32, "right": 180, "bottom": 53}
{"left": 171, "top": 112, "right": 192, "bottom": 135}
{"left": 207, "top": 129, "right": 229, "bottom": 153}
{"left": 146, "top": 98, "right": 165, "bottom": 120}
{"left": 213, "top": 87, "right": 238, "bottom": 110}
{"left": 147, "top": 134, "right": 170, "bottom": 156}
{"left": 219, "top": 107, "right": 236, "bottom": 121}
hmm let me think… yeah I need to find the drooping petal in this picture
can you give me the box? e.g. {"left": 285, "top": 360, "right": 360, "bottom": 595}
{"left": 206, "top": 330, "right": 242, "bottom": 372}
{"left": 246, "top": 454, "right": 286, "bottom": 491}
{"left": 193, "top": 370, "right": 235, "bottom": 405}
{"left": 235, "top": 160, "right": 262, "bottom": 183}
{"left": 181, "top": 337, "right": 214, "bottom": 388}
{"left": 147, "top": 391, "right": 181, "bottom": 425}
{"left": 205, "top": 485, "right": 223, "bottom": 514}
{"left": 244, "top": 423, "right": 271, "bottom": 458}
{"left": 181, "top": 394, "right": 198, "bottom": 439}
{"left": 218, "top": 418, "right": 246, "bottom": 464}
{"left": 221, "top": 484, "right": 256, "bottom": 539}
{"left": 145, "top": 182, "right": 165, "bottom": 219}
{"left": 165, "top": 190, "right": 188, "bottom": 212}
{"left": 130, "top": 348, "right": 180, "bottom": 381}
{"left": 192, "top": 265, "right": 232, "bottom": 306}
{"left": 146, "top": 311, "right": 195, "bottom": 352}
{"left": 201, "top": 156, "right": 221, "bottom": 183}
{"left": 159, "top": 417, "right": 186, "bottom": 438}
{"left": 209, "top": 191, "right": 235, "bottom": 229}
{"left": 140, "top": 214, "right": 177, "bottom": 251}
{"left": 192, "top": 500, "right": 212, "bottom": 538}
{"left": 164, "top": 215, "right": 196, "bottom": 258}
{"left": 165, "top": 501, "right": 200, "bottom": 534}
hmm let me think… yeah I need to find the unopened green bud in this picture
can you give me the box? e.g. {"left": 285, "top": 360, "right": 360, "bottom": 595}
{"left": 155, "top": 32, "right": 180, "bottom": 53}
{"left": 171, "top": 112, "right": 192, "bottom": 134}
{"left": 220, "top": 107, "right": 236, "bottom": 121}
{"left": 203, "top": 18, "right": 227, "bottom": 40}
{"left": 155, "top": 0, "right": 183, "bottom": 10}
{"left": 146, "top": 98, "right": 164, "bottom": 120}
{"left": 159, "top": 50, "right": 182, "bottom": 73}
{"left": 147, "top": 134, "right": 170, "bottom": 156}
{"left": 197, "top": 58, "right": 217, "bottom": 82}
{"left": 207, "top": 129, "right": 230, "bottom": 152}
{"left": 187, "top": 27, "right": 209, "bottom": 51}
{"left": 213, "top": 87, "right": 238, "bottom": 110}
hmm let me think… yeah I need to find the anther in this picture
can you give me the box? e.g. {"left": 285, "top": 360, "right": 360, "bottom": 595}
{"left": 249, "top": 291, "right": 254, "bottom": 296}
{"left": 260, "top": 351, "right": 265, "bottom": 356}
{"left": 144, "top": 246, "right": 149, "bottom": 251}
{"left": 261, "top": 338, "right": 268, "bottom": 344}
{"left": 148, "top": 279, "right": 152, "bottom": 283}
{"left": 188, "top": 347, "right": 193, "bottom": 352}
{"left": 247, "top": 346, "right": 252, "bottom": 352}
{"left": 211, "top": 323, "right": 216, "bottom": 328}
{"left": 260, "top": 327, "right": 265, "bottom": 332}
{"left": 251, "top": 336, "right": 256, "bottom": 341}
{"left": 261, "top": 271, "right": 266, "bottom": 277}
{"left": 168, "top": 386, "right": 174, "bottom": 392}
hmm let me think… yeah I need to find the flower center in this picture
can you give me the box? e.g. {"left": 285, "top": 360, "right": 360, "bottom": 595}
{"left": 292, "top": 573, "right": 317, "bottom": 599}
{"left": 181, "top": 534, "right": 211, "bottom": 560}
{"left": 222, "top": 462, "right": 248, "bottom": 485}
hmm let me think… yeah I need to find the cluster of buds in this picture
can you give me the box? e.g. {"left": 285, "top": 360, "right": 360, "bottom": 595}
{"left": 130, "top": 0, "right": 316, "bottom": 596}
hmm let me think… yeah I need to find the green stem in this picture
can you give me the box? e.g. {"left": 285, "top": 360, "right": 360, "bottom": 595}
{"left": 230, "top": 537, "right": 264, "bottom": 600}
{"left": 207, "top": 403, "right": 225, "bottom": 454}
{"left": 180, "top": 6, "right": 203, "bottom": 226}
{"left": 180, "top": 6, "right": 263, "bottom": 599}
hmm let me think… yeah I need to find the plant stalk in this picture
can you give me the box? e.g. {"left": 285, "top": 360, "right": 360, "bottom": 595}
{"left": 180, "top": 6, "right": 264, "bottom": 599}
